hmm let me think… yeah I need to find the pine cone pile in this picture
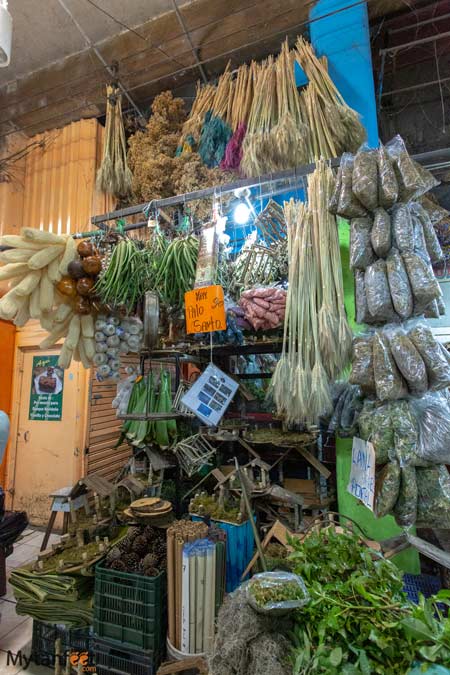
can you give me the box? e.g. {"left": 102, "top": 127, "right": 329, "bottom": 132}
{"left": 104, "top": 525, "right": 167, "bottom": 576}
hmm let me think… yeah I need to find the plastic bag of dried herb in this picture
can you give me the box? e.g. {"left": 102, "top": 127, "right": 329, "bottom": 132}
{"left": 365, "top": 259, "right": 397, "bottom": 322}
{"left": 412, "top": 202, "right": 444, "bottom": 265}
{"left": 378, "top": 144, "right": 398, "bottom": 209}
{"left": 246, "top": 571, "right": 309, "bottom": 616}
{"left": 402, "top": 251, "right": 441, "bottom": 307}
{"left": 349, "top": 335, "right": 375, "bottom": 390}
{"left": 329, "top": 165, "right": 342, "bottom": 215}
{"left": 392, "top": 400, "right": 419, "bottom": 466}
{"left": 437, "top": 295, "right": 446, "bottom": 315}
{"left": 350, "top": 217, "right": 376, "bottom": 270}
{"left": 358, "top": 400, "right": 395, "bottom": 464}
{"left": 416, "top": 465, "right": 450, "bottom": 528}
{"left": 386, "top": 134, "right": 437, "bottom": 201}
{"left": 355, "top": 269, "right": 372, "bottom": 324}
{"left": 352, "top": 148, "right": 378, "bottom": 211}
{"left": 386, "top": 248, "right": 413, "bottom": 320}
{"left": 373, "top": 332, "right": 408, "bottom": 400}
{"left": 392, "top": 203, "right": 415, "bottom": 253}
{"left": 387, "top": 328, "right": 428, "bottom": 395}
{"left": 424, "top": 300, "right": 440, "bottom": 319}
{"left": 337, "top": 153, "right": 367, "bottom": 218}
{"left": 410, "top": 392, "right": 450, "bottom": 464}
{"left": 375, "top": 461, "right": 401, "bottom": 518}
{"left": 328, "top": 384, "right": 348, "bottom": 433}
{"left": 371, "top": 207, "right": 392, "bottom": 258}
{"left": 340, "top": 386, "right": 363, "bottom": 436}
{"left": 409, "top": 324, "right": 450, "bottom": 390}
{"left": 420, "top": 195, "right": 449, "bottom": 225}
{"left": 394, "top": 465, "right": 418, "bottom": 528}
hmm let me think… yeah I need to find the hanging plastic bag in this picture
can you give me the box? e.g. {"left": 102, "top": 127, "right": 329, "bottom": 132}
{"left": 350, "top": 217, "right": 376, "bottom": 270}
{"left": 358, "top": 400, "right": 395, "bottom": 464}
{"left": 413, "top": 202, "right": 444, "bottom": 265}
{"left": 371, "top": 207, "right": 392, "bottom": 258}
{"left": 411, "top": 207, "right": 431, "bottom": 264}
{"left": 392, "top": 203, "right": 414, "bottom": 253}
{"left": 392, "top": 400, "right": 419, "bottom": 467}
{"left": 386, "top": 248, "right": 413, "bottom": 320}
{"left": 340, "top": 386, "right": 363, "bottom": 436}
{"left": 386, "top": 134, "right": 438, "bottom": 200}
{"left": 329, "top": 165, "right": 342, "bottom": 215}
{"left": 378, "top": 144, "right": 398, "bottom": 209}
{"left": 416, "top": 465, "right": 450, "bottom": 528}
{"left": 355, "top": 269, "right": 372, "bottom": 324}
{"left": 394, "top": 465, "right": 417, "bottom": 528}
{"left": 375, "top": 461, "right": 401, "bottom": 518}
{"left": 409, "top": 324, "right": 450, "bottom": 390}
{"left": 349, "top": 335, "right": 375, "bottom": 391}
{"left": 387, "top": 328, "right": 428, "bottom": 395}
{"left": 352, "top": 148, "right": 378, "bottom": 211}
{"left": 365, "top": 259, "right": 396, "bottom": 322}
{"left": 410, "top": 392, "right": 450, "bottom": 464}
{"left": 424, "top": 300, "right": 440, "bottom": 319}
{"left": 420, "top": 195, "right": 449, "bottom": 225}
{"left": 373, "top": 332, "right": 408, "bottom": 400}
{"left": 337, "top": 153, "right": 367, "bottom": 218}
{"left": 402, "top": 251, "right": 441, "bottom": 307}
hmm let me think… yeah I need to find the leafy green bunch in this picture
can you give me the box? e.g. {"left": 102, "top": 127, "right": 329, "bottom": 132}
{"left": 288, "top": 529, "right": 450, "bottom": 674}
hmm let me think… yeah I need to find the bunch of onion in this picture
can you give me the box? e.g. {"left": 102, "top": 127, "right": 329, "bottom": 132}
{"left": 241, "top": 57, "right": 278, "bottom": 177}
{"left": 97, "top": 85, "right": 132, "bottom": 198}
{"left": 308, "top": 159, "right": 352, "bottom": 379}
{"left": 198, "top": 65, "right": 234, "bottom": 168}
{"left": 220, "top": 63, "right": 254, "bottom": 171}
{"left": 177, "top": 82, "right": 216, "bottom": 155}
{"left": 295, "top": 37, "right": 366, "bottom": 155}
{"left": 270, "top": 40, "right": 309, "bottom": 170}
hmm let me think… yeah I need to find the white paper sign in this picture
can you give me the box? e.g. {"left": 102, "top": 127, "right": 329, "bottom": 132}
{"left": 347, "top": 437, "right": 375, "bottom": 511}
{"left": 181, "top": 363, "right": 239, "bottom": 427}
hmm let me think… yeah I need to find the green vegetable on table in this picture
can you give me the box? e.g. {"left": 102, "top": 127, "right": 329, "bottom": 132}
{"left": 288, "top": 529, "right": 450, "bottom": 674}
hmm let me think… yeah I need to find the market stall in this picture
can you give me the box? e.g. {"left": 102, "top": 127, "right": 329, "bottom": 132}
{"left": 1, "top": 29, "right": 450, "bottom": 675}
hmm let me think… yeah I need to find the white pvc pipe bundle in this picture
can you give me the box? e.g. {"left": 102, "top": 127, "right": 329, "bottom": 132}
{"left": 181, "top": 539, "right": 216, "bottom": 655}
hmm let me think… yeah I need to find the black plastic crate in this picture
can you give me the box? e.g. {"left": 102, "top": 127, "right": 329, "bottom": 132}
{"left": 31, "top": 621, "right": 94, "bottom": 665}
{"left": 93, "top": 638, "right": 161, "bottom": 675}
{"left": 94, "top": 561, "right": 166, "bottom": 652}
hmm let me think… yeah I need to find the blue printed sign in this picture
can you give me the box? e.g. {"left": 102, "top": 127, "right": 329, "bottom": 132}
{"left": 347, "top": 438, "right": 375, "bottom": 511}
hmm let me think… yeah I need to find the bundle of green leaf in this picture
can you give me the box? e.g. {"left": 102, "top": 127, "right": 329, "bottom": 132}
{"left": 119, "top": 371, "right": 177, "bottom": 449}
{"left": 10, "top": 567, "right": 94, "bottom": 627}
{"left": 288, "top": 528, "right": 450, "bottom": 674}
{"left": 94, "top": 237, "right": 165, "bottom": 310}
{"left": 154, "top": 234, "right": 199, "bottom": 309}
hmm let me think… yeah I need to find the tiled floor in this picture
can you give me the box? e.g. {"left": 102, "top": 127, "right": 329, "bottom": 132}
{"left": 0, "top": 528, "right": 60, "bottom": 674}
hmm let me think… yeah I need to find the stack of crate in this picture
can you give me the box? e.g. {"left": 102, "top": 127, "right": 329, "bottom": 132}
{"left": 93, "top": 561, "right": 167, "bottom": 675}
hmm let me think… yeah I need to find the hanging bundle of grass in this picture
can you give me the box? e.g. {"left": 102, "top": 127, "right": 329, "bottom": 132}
{"left": 308, "top": 159, "right": 352, "bottom": 379}
{"left": 221, "top": 63, "right": 254, "bottom": 171}
{"left": 241, "top": 57, "right": 278, "bottom": 177}
{"left": 198, "top": 65, "right": 234, "bottom": 167}
{"left": 271, "top": 40, "right": 309, "bottom": 169}
{"left": 97, "top": 85, "right": 132, "bottom": 198}
{"left": 270, "top": 200, "right": 332, "bottom": 428}
{"left": 295, "top": 37, "right": 366, "bottom": 156}
{"left": 302, "top": 83, "right": 338, "bottom": 161}
{"left": 178, "top": 82, "right": 216, "bottom": 155}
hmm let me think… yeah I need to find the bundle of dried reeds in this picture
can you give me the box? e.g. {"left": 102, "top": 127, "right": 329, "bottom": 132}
{"left": 221, "top": 63, "right": 254, "bottom": 171}
{"left": 241, "top": 57, "right": 278, "bottom": 177}
{"left": 96, "top": 85, "right": 132, "bottom": 198}
{"left": 198, "top": 64, "right": 234, "bottom": 167}
{"left": 296, "top": 37, "right": 366, "bottom": 157}
{"left": 178, "top": 82, "right": 216, "bottom": 154}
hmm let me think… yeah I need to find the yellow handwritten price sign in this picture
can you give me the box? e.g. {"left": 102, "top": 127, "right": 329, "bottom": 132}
{"left": 184, "top": 284, "right": 226, "bottom": 334}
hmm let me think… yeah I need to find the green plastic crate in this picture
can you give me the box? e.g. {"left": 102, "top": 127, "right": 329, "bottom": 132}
{"left": 93, "top": 562, "right": 166, "bottom": 653}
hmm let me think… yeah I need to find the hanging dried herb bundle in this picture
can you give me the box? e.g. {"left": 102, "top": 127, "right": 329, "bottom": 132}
{"left": 198, "top": 65, "right": 234, "bottom": 167}
{"left": 221, "top": 63, "right": 255, "bottom": 171}
{"left": 178, "top": 82, "right": 216, "bottom": 154}
{"left": 97, "top": 85, "right": 133, "bottom": 198}
{"left": 295, "top": 37, "right": 366, "bottom": 156}
{"left": 127, "top": 91, "right": 186, "bottom": 202}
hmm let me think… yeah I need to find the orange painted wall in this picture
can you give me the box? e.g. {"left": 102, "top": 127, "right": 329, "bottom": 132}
{"left": 0, "top": 319, "right": 15, "bottom": 487}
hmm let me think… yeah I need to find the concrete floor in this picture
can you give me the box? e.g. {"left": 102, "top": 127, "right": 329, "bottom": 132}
{"left": 0, "top": 529, "right": 60, "bottom": 674}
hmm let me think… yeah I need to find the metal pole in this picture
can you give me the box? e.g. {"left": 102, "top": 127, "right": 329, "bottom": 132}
{"left": 171, "top": 0, "right": 208, "bottom": 84}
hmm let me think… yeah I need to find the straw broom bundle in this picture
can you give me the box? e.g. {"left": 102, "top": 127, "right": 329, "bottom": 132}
{"left": 295, "top": 37, "right": 366, "bottom": 154}
{"left": 241, "top": 57, "right": 278, "bottom": 177}
{"left": 178, "top": 82, "right": 216, "bottom": 154}
{"left": 97, "top": 85, "right": 132, "bottom": 198}
{"left": 198, "top": 64, "right": 234, "bottom": 167}
{"left": 221, "top": 63, "right": 254, "bottom": 171}
{"left": 271, "top": 40, "right": 309, "bottom": 169}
